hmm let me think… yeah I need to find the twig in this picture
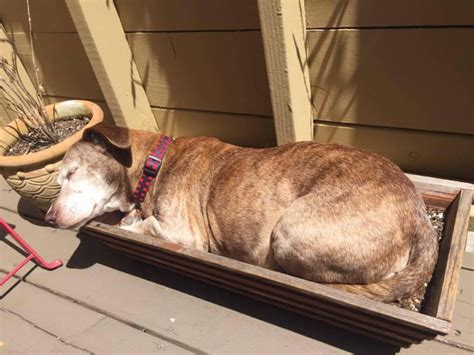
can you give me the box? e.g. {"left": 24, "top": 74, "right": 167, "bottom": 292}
{"left": 26, "top": 0, "right": 42, "bottom": 95}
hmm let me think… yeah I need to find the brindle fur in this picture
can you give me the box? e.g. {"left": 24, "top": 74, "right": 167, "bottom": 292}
{"left": 46, "top": 124, "right": 439, "bottom": 303}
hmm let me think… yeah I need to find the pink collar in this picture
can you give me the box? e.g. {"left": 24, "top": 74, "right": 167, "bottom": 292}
{"left": 133, "top": 135, "right": 173, "bottom": 207}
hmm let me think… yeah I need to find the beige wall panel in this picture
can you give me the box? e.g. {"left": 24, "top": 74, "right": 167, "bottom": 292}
{"left": 308, "top": 28, "right": 474, "bottom": 135}
{"left": 116, "top": 0, "right": 260, "bottom": 31}
{"left": 12, "top": 33, "right": 104, "bottom": 100}
{"left": 0, "top": 0, "right": 75, "bottom": 34}
{"left": 128, "top": 32, "right": 272, "bottom": 116}
{"left": 314, "top": 123, "right": 474, "bottom": 181}
{"left": 306, "top": 0, "right": 474, "bottom": 28}
{"left": 153, "top": 108, "right": 276, "bottom": 147}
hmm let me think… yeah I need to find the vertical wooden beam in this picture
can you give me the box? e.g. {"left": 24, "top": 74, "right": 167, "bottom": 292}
{"left": 257, "top": 0, "right": 313, "bottom": 144}
{"left": 0, "top": 24, "right": 38, "bottom": 125}
{"left": 65, "top": 0, "right": 158, "bottom": 131}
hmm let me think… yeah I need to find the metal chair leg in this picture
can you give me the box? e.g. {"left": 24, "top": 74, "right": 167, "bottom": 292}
{"left": 0, "top": 217, "right": 62, "bottom": 286}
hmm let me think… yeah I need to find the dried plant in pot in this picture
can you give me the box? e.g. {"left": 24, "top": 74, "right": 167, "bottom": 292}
{"left": 0, "top": 57, "right": 103, "bottom": 211}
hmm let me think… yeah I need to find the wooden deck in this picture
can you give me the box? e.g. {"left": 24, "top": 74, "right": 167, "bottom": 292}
{"left": 1, "top": 177, "right": 473, "bottom": 354}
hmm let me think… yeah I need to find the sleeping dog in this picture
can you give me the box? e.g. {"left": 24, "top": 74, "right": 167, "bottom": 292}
{"left": 46, "top": 124, "right": 438, "bottom": 302}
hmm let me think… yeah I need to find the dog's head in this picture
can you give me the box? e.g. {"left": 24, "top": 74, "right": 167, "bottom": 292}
{"left": 45, "top": 124, "right": 134, "bottom": 228}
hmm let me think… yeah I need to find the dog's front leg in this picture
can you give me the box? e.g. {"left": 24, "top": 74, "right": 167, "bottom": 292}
{"left": 119, "top": 209, "right": 143, "bottom": 227}
{"left": 120, "top": 215, "right": 163, "bottom": 238}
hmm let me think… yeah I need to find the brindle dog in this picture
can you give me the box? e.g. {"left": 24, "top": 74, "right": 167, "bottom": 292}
{"left": 46, "top": 124, "right": 438, "bottom": 302}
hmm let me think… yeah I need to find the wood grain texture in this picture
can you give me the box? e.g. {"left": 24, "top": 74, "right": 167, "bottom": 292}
{"left": 305, "top": 0, "right": 474, "bottom": 28}
{"left": 152, "top": 108, "right": 276, "bottom": 147}
{"left": 116, "top": 0, "right": 260, "bottom": 31}
{"left": 419, "top": 192, "right": 457, "bottom": 210}
{"left": 4, "top": 0, "right": 473, "bottom": 34}
{"left": 424, "top": 190, "right": 473, "bottom": 321}
{"left": 257, "top": 0, "right": 313, "bottom": 144}
{"left": 308, "top": 28, "right": 474, "bottom": 135}
{"left": 407, "top": 174, "right": 474, "bottom": 202}
{"left": 65, "top": 0, "right": 158, "bottom": 131}
{"left": 128, "top": 32, "right": 271, "bottom": 116}
{"left": 313, "top": 123, "right": 474, "bottom": 181}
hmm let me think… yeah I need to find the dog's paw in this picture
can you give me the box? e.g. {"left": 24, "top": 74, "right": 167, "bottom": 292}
{"left": 119, "top": 209, "right": 143, "bottom": 227}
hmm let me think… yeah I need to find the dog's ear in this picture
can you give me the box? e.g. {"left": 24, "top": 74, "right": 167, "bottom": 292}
{"left": 83, "top": 123, "right": 132, "bottom": 167}
{"left": 83, "top": 123, "right": 131, "bottom": 150}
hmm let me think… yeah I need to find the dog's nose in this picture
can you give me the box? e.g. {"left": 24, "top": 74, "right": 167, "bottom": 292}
{"left": 45, "top": 209, "right": 58, "bottom": 225}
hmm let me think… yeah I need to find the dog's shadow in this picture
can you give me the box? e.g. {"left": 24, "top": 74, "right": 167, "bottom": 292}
{"left": 68, "top": 233, "right": 400, "bottom": 354}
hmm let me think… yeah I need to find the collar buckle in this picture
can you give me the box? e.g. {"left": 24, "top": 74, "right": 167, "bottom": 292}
{"left": 143, "top": 155, "right": 162, "bottom": 178}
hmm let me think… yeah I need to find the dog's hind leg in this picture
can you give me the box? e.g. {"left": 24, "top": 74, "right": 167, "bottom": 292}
{"left": 270, "top": 192, "right": 411, "bottom": 285}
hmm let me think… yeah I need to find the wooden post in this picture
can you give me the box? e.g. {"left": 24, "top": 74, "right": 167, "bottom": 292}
{"left": 65, "top": 0, "right": 158, "bottom": 131}
{"left": 257, "top": 0, "right": 313, "bottom": 144}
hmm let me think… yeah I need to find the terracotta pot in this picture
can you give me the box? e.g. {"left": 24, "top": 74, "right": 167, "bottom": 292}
{"left": 0, "top": 100, "right": 103, "bottom": 210}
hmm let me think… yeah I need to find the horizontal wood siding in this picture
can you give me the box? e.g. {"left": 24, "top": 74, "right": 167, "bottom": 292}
{"left": 307, "top": 28, "right": 474, "bottom": 135}
{"left": 314, "top": 123, "right": 474, "bottom": 181}
{"left": 153, "top": 108, "right": 276, "bottom": 147}
{"left": 116, "top": 0, "right": 260, "bottom": 31}
{"left": 128, "top": 32, "right": 272, "bottom": 116}
{"left": 305, "top": 0, "right": 474, "bottom": 28}
{"left": 306, "top": 1, "right": 474, "bottom": 180}
{"left": 0, "top": 0, "right": 75, "bottom": 33}
{"left": 12, "top": 33, "right": 104, "bottom": 100}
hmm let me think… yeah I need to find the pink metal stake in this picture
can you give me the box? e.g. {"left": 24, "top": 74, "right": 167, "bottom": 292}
{"left": 0, "top": 217, "right": 63, "bottom": 286}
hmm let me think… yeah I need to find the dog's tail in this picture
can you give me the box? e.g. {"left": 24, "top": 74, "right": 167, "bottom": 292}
{"left": 332, "top": 217, "right": 439, "bottom": 303}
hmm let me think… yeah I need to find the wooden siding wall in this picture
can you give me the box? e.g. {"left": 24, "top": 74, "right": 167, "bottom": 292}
{"left": 0, "top": 0, "right": 276, "bottom": 147}
{"left": 305, "top": 0, "right": 474, "bottom": 180}
{"left": 0, "top": 1, "right": 473, "bottom": 179}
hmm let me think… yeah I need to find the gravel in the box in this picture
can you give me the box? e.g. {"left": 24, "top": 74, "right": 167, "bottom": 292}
{"left": 392, "top": 206, "right": 445, "bottom": 312}
{"left": 6, "top": 115, "right": 89, "bottom": 156}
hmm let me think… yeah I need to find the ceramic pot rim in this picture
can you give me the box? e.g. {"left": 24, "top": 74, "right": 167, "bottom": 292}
{"left": 0, "top": 100, "right": 104, "bottom": 168}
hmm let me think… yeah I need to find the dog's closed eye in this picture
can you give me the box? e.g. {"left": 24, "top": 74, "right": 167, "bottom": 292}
{"left": 65, "top": 167, "right": 77, "bottom": 180}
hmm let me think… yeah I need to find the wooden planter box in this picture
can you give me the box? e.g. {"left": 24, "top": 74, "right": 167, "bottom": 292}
{"left": 81, "top": 179, "right": 472, "bottom": 347}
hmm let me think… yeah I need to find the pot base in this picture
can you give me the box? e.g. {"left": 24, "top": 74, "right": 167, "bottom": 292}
{"left": 2, "top": 160, "right": 61, "bottom": 210}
